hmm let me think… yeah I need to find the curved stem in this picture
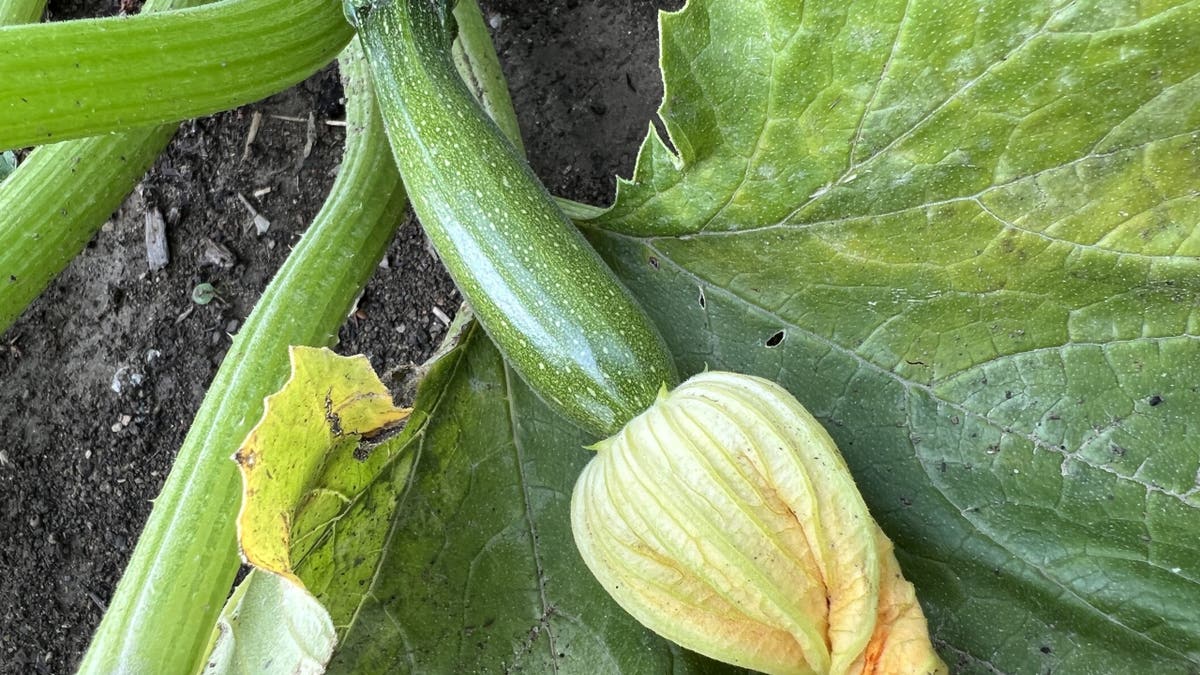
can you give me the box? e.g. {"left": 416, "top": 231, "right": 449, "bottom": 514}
{"left": 0, "top": 131, "right": 169, "bottom": 333}
{"left": 450, "top": 0, "right": 524, "bottom": 154}
{"left": 77, "top": 37, "right": 404, "bottom": 675}
{"left": 0, "top": 0, "right": 213, "bottom": 336}
{"left": 0, "top": 0, "right": 44, "bottom": 24}
{"left": 0, "top": 0, "right": 352, "bottom": 151}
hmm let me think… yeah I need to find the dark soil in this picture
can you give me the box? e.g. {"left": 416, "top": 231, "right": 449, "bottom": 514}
{"left": 0, "top": 1, "right": 677, "bottom": 672}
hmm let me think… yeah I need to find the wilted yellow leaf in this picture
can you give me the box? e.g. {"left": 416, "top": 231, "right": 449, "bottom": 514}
{"left": 234, "top": 346, "right": 411, "bottom": 584}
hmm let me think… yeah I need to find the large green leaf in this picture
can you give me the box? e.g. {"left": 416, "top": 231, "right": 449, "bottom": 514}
{"left": 577, "top": 0, "right": 1200, "bottom": 672}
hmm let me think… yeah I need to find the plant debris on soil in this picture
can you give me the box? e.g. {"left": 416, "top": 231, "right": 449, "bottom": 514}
{"left": 0, "top": 1, "right": 678, "bottom": 671}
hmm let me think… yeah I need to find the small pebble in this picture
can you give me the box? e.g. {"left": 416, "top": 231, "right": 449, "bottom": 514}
{"left": 201, "top": 239, "right": 235, "bottom": 268}
{"left": 144, "top": 208, "right": 169, "bottom": 271}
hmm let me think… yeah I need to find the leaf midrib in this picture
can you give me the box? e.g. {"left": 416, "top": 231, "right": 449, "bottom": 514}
{"left": 500, "top": 361, "right": 562, "bottom": 674}
{"left": 336, "top": 329, "right": 477, "bottom": 650}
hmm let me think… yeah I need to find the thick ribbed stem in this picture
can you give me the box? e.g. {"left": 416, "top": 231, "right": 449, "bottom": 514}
{"left": 77, "top": 38, "right": 404, "bottom": 675}
{"left": 0, "top": 0, "right": 352, "bottom": 151}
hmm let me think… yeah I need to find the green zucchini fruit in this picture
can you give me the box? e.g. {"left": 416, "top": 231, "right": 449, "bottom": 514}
{"left": 354, "top": 0, "right": 678, "bottom": 437}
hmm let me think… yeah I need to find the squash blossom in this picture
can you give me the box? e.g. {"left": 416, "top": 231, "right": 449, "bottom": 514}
{"left": 571, "top": 371, "right": 947, "bottom": 675}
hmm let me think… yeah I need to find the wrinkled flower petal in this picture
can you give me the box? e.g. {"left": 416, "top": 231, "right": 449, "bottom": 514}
{"left": 571, "top": 371, "right": 946, "bottom": 675}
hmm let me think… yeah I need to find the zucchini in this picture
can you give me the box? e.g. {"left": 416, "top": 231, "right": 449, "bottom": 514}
{"left": 354, "top": 0, "right": 678, "bottom": 437}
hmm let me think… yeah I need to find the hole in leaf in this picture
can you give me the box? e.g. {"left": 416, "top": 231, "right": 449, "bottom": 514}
{"left": 651, "top": 114, "right": 679, "bottom": 157}
{"left": 698, "top": 287, "right": 706, "bottom": 308}
{"left": 648, "top": 255, "right": 659, "bottom": 269}
{"left": 765, "top": 330, "right": 785, "bottom": 348}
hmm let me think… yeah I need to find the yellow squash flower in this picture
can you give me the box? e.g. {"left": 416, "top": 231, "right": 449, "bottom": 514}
{"left": 571, "top": 371, "right": 947, "bottom": 675}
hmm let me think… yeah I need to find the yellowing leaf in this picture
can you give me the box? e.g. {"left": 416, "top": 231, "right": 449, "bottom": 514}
{"left": 234, "top": 346, "right": 411, "bottom": 585}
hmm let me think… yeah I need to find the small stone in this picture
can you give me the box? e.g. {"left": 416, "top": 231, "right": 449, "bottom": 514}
{"left": 110, "top": 366, "right": 143, "bottom": 395}
{"left": 200, "top": 238, "right": 235, "bottom": 268}
{"left": 144, "top": 208, "right": 170, "bottom": 271}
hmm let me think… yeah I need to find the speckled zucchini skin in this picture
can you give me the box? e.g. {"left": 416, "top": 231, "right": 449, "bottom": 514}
{"left": 355, "top": 0, "right": 678, "bottom": 437}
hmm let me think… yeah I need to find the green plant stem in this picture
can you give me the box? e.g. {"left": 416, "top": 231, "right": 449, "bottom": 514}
{"left": 0, "top": 0, "right": 211, "bottom": 336}
{"left": 555, "top": 196, "right": 607, "bottom": 221}
{"left": 0, "top": 0, "right": 352, "bottom": 151}
{"left": 0, "top": 0, "right": 44, "bottom": 24}
{"left": 0, "top": 131, "right": 171, "bottom": 334}
{"left": 447, "top": 10, "right": 610, "bottom": 228}
{"left": 450, "top": 0, "right": 524, "bottom": 154}
{"left": 77, "top": 39, "right": 404, "bottom": 675}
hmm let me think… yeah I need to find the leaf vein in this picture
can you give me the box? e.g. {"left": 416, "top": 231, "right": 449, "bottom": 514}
{"left": 501, "top": 362, "right": 561, "bottom": 674}
{"left": 846, "top": 0, "right": 913, "bottom": 166}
